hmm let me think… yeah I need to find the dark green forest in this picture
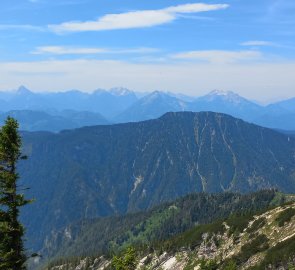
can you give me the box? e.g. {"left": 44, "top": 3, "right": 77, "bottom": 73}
{"left": 43, "top": 190, "right": 284, "bottom": 265}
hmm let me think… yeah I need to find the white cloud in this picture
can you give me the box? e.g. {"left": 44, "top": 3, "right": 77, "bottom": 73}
{"left": 241, "top": 40, "right": 277, "bottom": 46}
{"left": 171, "top": 50, "right": 262, "bottom": 64}
{"left": 33, "top": 46, "right": 107, "bottom": 55}
{"left": 164, "top": 3, "right": 228, "bottom": 13}
{"left": 32, "top": 46, "right": 159, "bottom": 55}
{"left": 49, "top": 3, "right": 229, "bottom": 33}
{"left": 0, "top": 24, "right": 44, "bottom": 31}
{"left": 0, "top": 58, "right": 294, "bottom": 101}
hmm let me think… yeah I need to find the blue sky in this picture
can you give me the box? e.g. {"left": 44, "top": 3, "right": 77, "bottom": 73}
{"left": 0, "top": 0, "right": 294, "bottom": 101}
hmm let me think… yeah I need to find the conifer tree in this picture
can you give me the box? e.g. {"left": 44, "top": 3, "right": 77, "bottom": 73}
{"left": 0, "top": 117, "right": 30, "bottom": 270}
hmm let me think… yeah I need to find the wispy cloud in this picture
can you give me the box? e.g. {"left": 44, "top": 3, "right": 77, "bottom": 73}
{"left": 48, "top": 3, "right": 229, "bottom": 33}
{"left": 28, "top": 0, "right": 90, "bottom": 5}
{"left": 32, "top": 46, "right": 107, "bottom": 55}
{"left": 32, "top": 46, "right": 159, "bottom": 55}
{"left": 0, "top": 24, "right": 44, "bottom": 31}
{"left": 241, "top": 40, "right": 295, "bottom": 50}
{"left": 241, "top": 40, "right": 277, "bottom": 46}
{"left": 171, "top": 50, "right": 262, "bottom": 64}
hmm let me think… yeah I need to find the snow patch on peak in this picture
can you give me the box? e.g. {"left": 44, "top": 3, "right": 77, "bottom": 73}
{"left": 109, "top": 87, "right": 133, "bottom": 96}
{"left": 206, "top": 90, "right": 245, "bottom": 104}
{"left": 142, "top": 91, "right": 165, "bottom": 103}
{"left": 149, "top": 90, "right": 162, "bottom": 97}
{"left": 208, "top": 90, "right": 236, "bottom": 96}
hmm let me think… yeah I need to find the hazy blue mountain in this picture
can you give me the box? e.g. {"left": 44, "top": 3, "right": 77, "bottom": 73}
{"left": 41, "top": 87, "right": 138, "bottom": 118}
{"left": 188, "top": 90, "right": 264, "bottom": 121}
{"left": 114, "top": 91, "right": 188, "bottom": 122}
{"left": 19, "top": 112, "right": 295, "bottom": 251}
{"left": 253, "top": 113, "right": 295, "bottom": 130}
{"left": 166, "top": 91, "right": 197, "bottom": 102}
{"left": 276, "top": 129, "right": 295, "bottom": 137}
{"left": 0, "top": 110, "right": 109, "bottom": 132}
{"left": 1, "top": 86, "right": 295, "bottom": 130}
{"left": 90, "top": 87, "right": 138, "bottom": 118}
{"left": 114, "top": 89, "right": 262, "bottom": 124}
{"left": 267, "top": 97, "right": 295, "bottom": 113}
{"left": 115, "top": 90, "right": 295, "bottom": 130}
{"left": 0, "top": 86, "right": 138, "bottom": 119}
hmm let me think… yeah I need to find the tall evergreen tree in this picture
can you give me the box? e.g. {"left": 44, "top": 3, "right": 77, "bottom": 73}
{"left": 0, "top": 117, "right": 30, "bottom": 270}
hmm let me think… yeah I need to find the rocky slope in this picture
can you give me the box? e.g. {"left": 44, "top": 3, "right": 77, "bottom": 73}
{"left": 46, "top": 200, "right": 295, "bottom": 270}
{"left": 41, "top": 191, "right": 279, "bottom": 261}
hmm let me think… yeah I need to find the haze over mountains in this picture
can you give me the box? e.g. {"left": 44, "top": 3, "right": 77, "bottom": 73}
{"left": 19, "top": 112, "right": 295, "bottom": 254}
{"left": 1, "top": 86, "right": 293, "bottom": 267}
{"left": 0, "top": 86, "right": 295, "bottom": 131}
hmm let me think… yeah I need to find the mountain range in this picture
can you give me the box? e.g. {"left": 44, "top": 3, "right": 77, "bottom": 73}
{"left": 0, "top": 110, "right": 109, "bottom": 132}
{"left": 18, "top": 112, "right": 295, "bottom": 255}
{"left": 0, "top": 86, "right": 295, "bottom": 130}
{"left": 0, "top": 86, "right": 137, "bottom": 119}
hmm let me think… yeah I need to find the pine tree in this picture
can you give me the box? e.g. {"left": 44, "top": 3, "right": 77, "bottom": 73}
{"left": 0, "top": 117, "right": 30, "bottom": 270}
{"left": 112, "top": 247, "right": 137, "bottom": 270}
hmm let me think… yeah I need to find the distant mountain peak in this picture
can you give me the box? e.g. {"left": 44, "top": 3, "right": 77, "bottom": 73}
{"left": 208, "top": 89, "right": 237, "bottom": 97}
{"left": 109, "top": 87, "right": 134, "bottom": 96}
{"left": 150, "top": 90, "right": 162, "bottom": 96}
{"left": 17, "top": 85, "right": 33, "bottom": 95}
{"left": 142, "top": 91, "right": 171, "bottom": 102}
{"left": 93, "top": 88, "right": 107, "bottom": 95}
{"left": 204, "top": 89, "right": 246, "bottom": 104}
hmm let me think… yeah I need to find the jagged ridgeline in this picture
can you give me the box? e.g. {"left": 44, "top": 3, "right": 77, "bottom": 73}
{"left": 19, "top": 112, "right": 295, "bottom": 253}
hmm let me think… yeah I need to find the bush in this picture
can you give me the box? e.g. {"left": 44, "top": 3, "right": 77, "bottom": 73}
{"left": 199, "top": 259, "right": 218, "bottom": 270}
{"left": 227, "top": 213, "right": 253, "bottom": 235}
{"left": 235, "top": 234, "right": 269, "bottom": 265}
{"left": 222, "top": 260, "right": 237, "bottom": 270}
{"left": 246, "top": 217, "right": 266, "bottom": 234}
{"left": 275, "top": 208, "right": 295, "bottom": 227}
{"left": 258, "top": 235, "right": 295, "bottom": 268}
{"left": 112, "top": 247, "right": 137, "bottom": 270}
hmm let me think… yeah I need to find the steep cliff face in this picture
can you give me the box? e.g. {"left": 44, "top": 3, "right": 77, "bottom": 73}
{"left": 20, "top": 112, "right": 295, "bottom": 251}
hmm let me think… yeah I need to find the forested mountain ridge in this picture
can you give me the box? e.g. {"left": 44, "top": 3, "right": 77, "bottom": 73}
{"left": 46, "top": 198, "right": 295, "bottom": 270}
{"left": 0, "top": 110, "right": 109, "bottom": 132}
{"left": 19, "top": 112, "right": 295, "bottom": 254}
{"left": 41, "top": 190, "right": 283, "bottom": 262}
